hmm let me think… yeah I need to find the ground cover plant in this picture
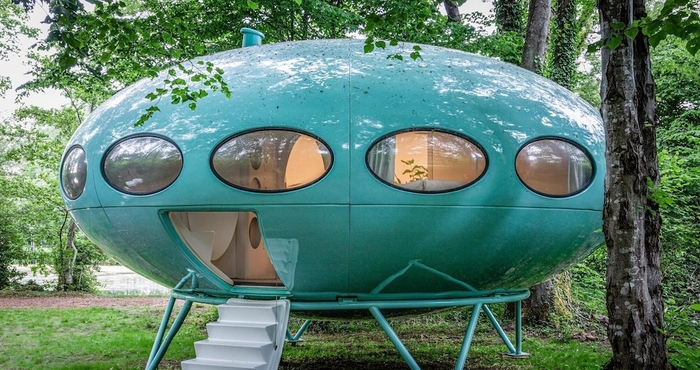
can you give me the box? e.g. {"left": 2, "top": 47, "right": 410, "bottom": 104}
{"left": 0, "top": 291, "right": 611, "bottom": 370}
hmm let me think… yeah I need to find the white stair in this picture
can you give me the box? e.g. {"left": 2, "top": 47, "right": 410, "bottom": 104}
{"left": 182, "top": 298, "right": 290, "bottom": 370}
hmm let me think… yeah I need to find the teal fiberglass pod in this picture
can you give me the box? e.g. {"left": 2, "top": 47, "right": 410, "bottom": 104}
{"left": 59, "top": 38, "right": 604, "bottom": 303}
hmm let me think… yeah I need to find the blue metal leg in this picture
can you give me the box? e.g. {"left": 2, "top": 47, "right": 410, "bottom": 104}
{"left": 145, "top": 271, "right": 199, "bottom": 370}
{"left": 369, "top": 306, "right": 421, "bottom": 370}
{"left": 146, "top": 299, "right": 193, "bottom": 370}
{"left": 286, "top": 319, "right": 312, "bottom": 343}
{"left": 482, "top": 304, "right": 516, "bottom": 354}
{"left": 515, "top": 300, "right": 522, "bottom": 354}
{"left": 502, "top": 299, "right": 529, "bottom": 358}
{"left": 454, "top": 303, "right": 482, "bottom": 370}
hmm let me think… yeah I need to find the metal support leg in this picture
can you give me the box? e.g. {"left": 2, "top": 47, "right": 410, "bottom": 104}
{"left": 482, "top": 304, "right": 516, "bottom": 354}
{"left": 515, "top": 299, "right": 522, "bottom": 354}
{"left": 286, "top": 319, "right": 312, "bottom": 343}
{"left": 454, "top": 303, "right": 482, "bottom": 370}
{"left": 369, "top": 306, "right": 420, "bottom": 370}
{"left": 502, "top": 299, "right": 529, "bottom": 358}
{"left": 146, "top": 299, "right": 193, "bottom": 370}
{"left": 145, "top": 271, "right": 198, "bottom": 370}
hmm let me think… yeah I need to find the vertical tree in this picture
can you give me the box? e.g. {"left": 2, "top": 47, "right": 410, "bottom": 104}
{"left": 550, "top": 0, "right": 578, "bottom": 88}
{"left": 519, "top": 0, "right": 553, "bottom": 324}
{"left": 493, "top": 0, "right": 524, "bottom": 34}
{"left": 522, "top": 0, "right": 551, "bottom": 73}
{"left": 598, "top": 0, "right": 671, "bottom": 367}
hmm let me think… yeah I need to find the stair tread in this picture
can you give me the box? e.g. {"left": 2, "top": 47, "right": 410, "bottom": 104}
{"left": 181, "top": 358, "right": 266, "bottom": 369}
{"left": 211, "top": 320, "right": 277, "bottom": 326}
{"left": 195, "top": 338, "right": 274, "bottom": 346}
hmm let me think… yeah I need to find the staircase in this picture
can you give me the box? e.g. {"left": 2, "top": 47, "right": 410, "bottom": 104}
{"left": 181, "top": 298, "right": 290, "bottom": 370}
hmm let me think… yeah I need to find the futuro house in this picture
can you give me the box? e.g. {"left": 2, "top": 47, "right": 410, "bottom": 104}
{"left": 59, "top": 30, "right": 605, "bottom": 370}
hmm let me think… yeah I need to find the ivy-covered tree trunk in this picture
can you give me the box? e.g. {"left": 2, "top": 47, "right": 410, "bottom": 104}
{"left": 550, "top": 0, "right": 578, "bottom": 88}
{"left": 598, "top": 0, "right": 670, "bottom": 367}
{"left": 493, "top": 0, "right": 524, "bottom": 34}
{"left": 521, "top": 0, "right": 551, "bottom": 73}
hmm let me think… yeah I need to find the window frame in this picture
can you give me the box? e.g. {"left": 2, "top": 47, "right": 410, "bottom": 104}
{"left": 365, "top": 128, "right": 489, "bottom": 194}
{"left": 210, "top": 127, "right": 334, "bottom": 193}
{"left": 101, "top": 133, "right": 184, "bottom": 196}
{"left": 514, "top": 136, "right": 596, "bottom": 198}
{"left": 61, "top": 145, "right": 88, "bottom": 200}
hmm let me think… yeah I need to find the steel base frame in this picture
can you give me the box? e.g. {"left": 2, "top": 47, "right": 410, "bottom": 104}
{"left": 145, "top": 276, "right": 530, "bottom": 370}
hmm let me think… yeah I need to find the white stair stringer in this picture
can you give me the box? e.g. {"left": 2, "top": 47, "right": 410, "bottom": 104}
{"left": 182, "top": 298, "right": 291, "bottom": 370}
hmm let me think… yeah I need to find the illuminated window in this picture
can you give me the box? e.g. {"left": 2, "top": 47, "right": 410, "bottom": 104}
{"left": 61, "top": 146, "right": 87, "bottom": 200}
{"left": 367, "top": 130, "right": 487, "bottom": 193}
{"left": 103, "top": 135, "right": 183, "bottom": 195}
{"left": 515, "top": 138, "right": 594, "bottom": 197}
{"left": 212, "top": 129, "right": 332, "bottom": 192}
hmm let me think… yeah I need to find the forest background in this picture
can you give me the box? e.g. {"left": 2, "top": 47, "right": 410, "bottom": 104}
{"left": 0, "top": 0, "right": 698, "bottom": 368}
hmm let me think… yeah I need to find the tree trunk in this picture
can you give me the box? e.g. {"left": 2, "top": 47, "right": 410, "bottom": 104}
{"left": 518, "top": 0, "right": 554, "bottom": 324}
{"left": 62, "top": 220, "right": 77, "bottom": 287}
{"left": 598, "top": 0, "right": 670, "bottom": 367}
{"left": 443, "top": 1, "right": 461, "bottom": 23}
{"left": 522, "top": 0, "right": 551, "bottom": 73}
{"left": 550, "top": 0, "right": 578, "bottom": 88}
{"left": 493, "top": 0, "right": 524, "bottom": 34}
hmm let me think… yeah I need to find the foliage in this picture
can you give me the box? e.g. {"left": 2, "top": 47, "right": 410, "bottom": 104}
{"left": 0, "top": 106, "right": 106, "bottom": 291}
{"left": 0, "top": 194, "right": 25, "bottom": 289}
{"left": 0, "top": 0, "right": 38, "bottom": 96}
{"left": 654, "top": 37, "right": 700, "bottom": 306}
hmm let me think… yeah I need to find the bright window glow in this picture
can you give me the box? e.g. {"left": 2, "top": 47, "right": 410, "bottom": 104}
{"left": 367, "top": 130, "right": 487, "bottom": 193}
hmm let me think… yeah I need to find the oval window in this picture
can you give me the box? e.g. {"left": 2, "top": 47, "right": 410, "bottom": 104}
{"left": 212, "top": 129, "right": 332, "bottom": 192}
{"left": 61, "top": 146, "right": 88, "bottom": 200}
{"left": 515, "top": 138, "right": 594, "bottom": 197}
{"left": 367, "top": 130, "right": 487, "bottom": 193}
{"left": 103, "top": 135, "right": 183, "bottom": 195}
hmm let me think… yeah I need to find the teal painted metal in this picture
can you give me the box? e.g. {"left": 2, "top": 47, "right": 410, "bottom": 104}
{"left": 370, "top": 306, "right": 421, "bottom": 370}
{"left": 59, "top": 37, "right": 605, "bottom": 301}
{"left": 286, "top": 319, "right": 312, "bottom": 342}
{"left": 483, "top": 304, "right": 516, "bottom": 354}
{"left": 240, "top": 27, "right": 264, "bottom": 47}
{"left": 146, "top": 272, "right": 198, "bottom": 370}
{"left": 146, "top": 282, "right": 529, "bottom": 370}
{"left": 456, "top": 303, "right": 483, "bottom": 370}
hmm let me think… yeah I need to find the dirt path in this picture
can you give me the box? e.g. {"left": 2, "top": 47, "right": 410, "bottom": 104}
{"left": 0, "top": 296, "right": 174, "bottom": 309}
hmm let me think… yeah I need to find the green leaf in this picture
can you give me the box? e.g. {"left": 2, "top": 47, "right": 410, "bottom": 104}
{"left": 364, "top": 43, "right": 375, "bottom": 53}
{"left": 690, "top": 304, "right": 700, "bottom": 311}
{"left": 188, "top": 102, "right": 197, "bottom": 110}
{"left": 247, "top": 0, "right": 259, "bottom": 10}
{"left": 607, "top": 35, "right": 623, "bottom": 50}
{"left": 611, "top": 22, "right": 626, "bottom": 30}
{"left": 58, "top": 55, "right": 78, "bottom": 70}
{"left": 293, "top": 0, "right": 302, "bottom": 4}
{"left": 413, "top": 45, "right": 422, "bottom": 51}
{"left": 375, "top": 40, "right": 386, "bottom": 49}
{"left": 649, "top": 30, "right": 667, "bottom": 47}
{"left": 390, "top": 39, "right": 399, "bottom": 46}
{"left": 410, "top": 51, "right": 421, "bottom": 60}
{"left": 624, "top": 27, "right": 639, "bottom": 39}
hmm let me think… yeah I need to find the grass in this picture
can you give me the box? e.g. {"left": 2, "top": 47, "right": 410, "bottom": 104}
{"left": 0, "top": 300, "right": 611, "bottom": 370}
